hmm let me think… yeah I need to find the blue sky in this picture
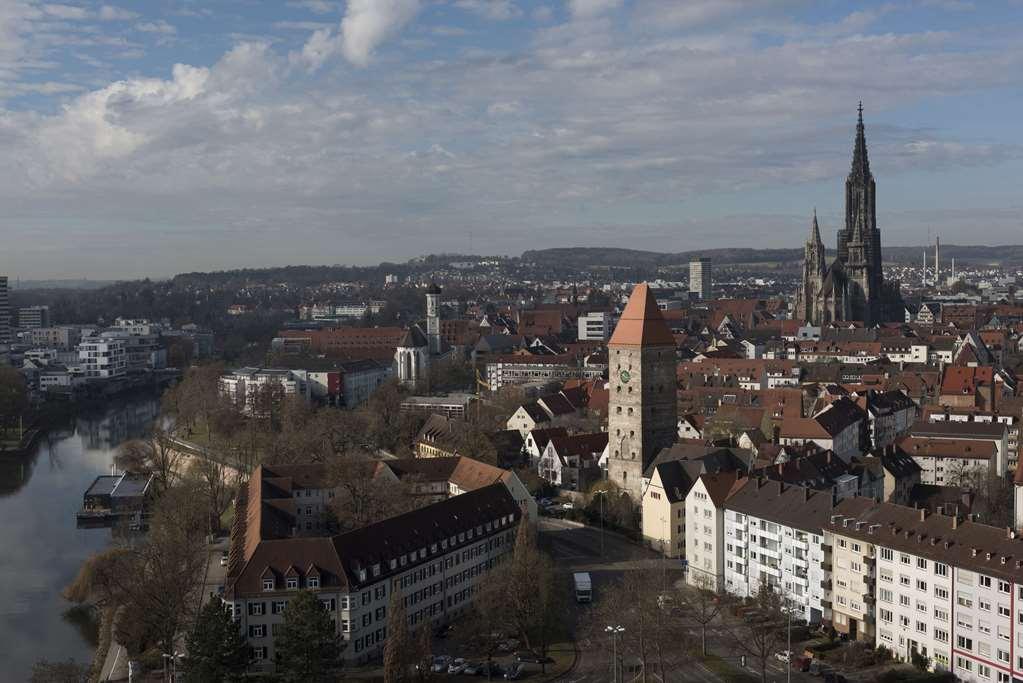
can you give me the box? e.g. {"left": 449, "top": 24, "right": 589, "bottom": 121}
{"left": 1, "top": 0, "right": 1022, "bottom": 279}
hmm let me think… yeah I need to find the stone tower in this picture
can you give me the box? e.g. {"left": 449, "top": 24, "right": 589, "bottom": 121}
{"left": 795, "top": 211, "right": 826, "bottom": 322}
{"left": 607, "top": 283, "right": 678, "bottom": 502}
{"left": 425, "top": 282, "right": 441, "bottom": 355}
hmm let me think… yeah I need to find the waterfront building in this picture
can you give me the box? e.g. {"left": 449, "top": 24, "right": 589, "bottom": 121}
{"left": 78, "top": 337, "right": 127, "bottom": 379}
{"left": 224, "top": 464, "right": 521, "bottom": 671}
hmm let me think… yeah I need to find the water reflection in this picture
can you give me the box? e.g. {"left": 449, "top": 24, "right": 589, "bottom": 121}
{"left": 0, "top": 395, "right": 160, "bottom": 681}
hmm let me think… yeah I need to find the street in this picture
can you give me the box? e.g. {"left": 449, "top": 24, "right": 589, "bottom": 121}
{"left": 540, "top": 517, "right": 820, "bottom": 683}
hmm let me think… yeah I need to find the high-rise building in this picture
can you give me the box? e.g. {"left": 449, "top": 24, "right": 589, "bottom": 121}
{"left": 796, "top": 104, "right": 903, "bottom": 325}
{"left": 0, "top": 276, "right": 10, "bottom": 345}
{"left": 606, "top": 283, "right": 678, "bottom": 502}
{"left": 425, "top": 282, "right": 441, "bottom": 355}
{"left": 18, "top": 305, "right": 50, "bottom": 330}
{"left": 689, "top": 257, "right": 712, "bottom": 300}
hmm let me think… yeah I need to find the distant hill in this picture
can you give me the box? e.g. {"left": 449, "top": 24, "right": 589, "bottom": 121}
{"left": 522, "top": 245, "right": 1023, "bottom": 268}
{"left": 9, "top": 279, "right": 119, "bottom": 290}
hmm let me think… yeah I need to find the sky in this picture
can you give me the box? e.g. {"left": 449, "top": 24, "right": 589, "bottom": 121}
{"left": 1, "top": 0, "right": 1022, "bottom": 279}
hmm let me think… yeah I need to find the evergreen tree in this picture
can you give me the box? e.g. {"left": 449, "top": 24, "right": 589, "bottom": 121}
{"left": 274, "top": 590, "right": 341, "bottom": 683}
{"left": 383, "top": 587, "right": 412, "bottom": 682}
{"left": 183, "top": 600, "right": 249, "bottom": 683}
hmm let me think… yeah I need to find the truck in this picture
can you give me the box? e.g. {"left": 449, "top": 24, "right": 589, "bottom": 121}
{"left": 573, "top": 572, "right": 592, "bottom": 603}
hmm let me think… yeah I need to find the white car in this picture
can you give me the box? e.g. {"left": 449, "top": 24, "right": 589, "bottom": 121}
{"left": 561, "top": 501, "right": 574, "bottom": 510}
{"left": 775, "top": 650, "right": 793, "bottom": 662}
{"left": 448, "top": 658, "right": 468, "bottom": 674}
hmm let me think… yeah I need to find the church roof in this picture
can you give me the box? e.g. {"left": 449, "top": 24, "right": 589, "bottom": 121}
{"left": 609, "top": 282, "right": 675, "bottom": 347}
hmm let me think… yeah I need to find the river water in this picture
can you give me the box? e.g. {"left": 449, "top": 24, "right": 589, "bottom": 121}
{"left": 0, "top": 397, "right": 160, "bottom": 681}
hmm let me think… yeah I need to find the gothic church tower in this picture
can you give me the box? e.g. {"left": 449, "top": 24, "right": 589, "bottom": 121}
{"left": 607, "top": 283, "right": 678, "bottom": 502}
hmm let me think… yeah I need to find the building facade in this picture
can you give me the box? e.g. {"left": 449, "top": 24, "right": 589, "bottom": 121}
{"left": 0, "top": 276, "right": 9, "bottom": 345}
{"left": 78, "top": 337, "right": 127, "bottom": 379}
{"left": 607, "top": 283, "right": 679, "bottom": 502}
{"left": 689, "top": 258, "right": 712, "bottom": 300}
{"left": 18, "top": 305, "right": 50, "bottom": 329}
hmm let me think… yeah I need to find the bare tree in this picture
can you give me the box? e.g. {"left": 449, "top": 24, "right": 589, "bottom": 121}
{"left": 681, "top": 571, "right": 727, "bottom": 657}
{"left": 384, "top": 587, "right": 414, "bottom": 682}
{"left": 185, "top": 453, "right": 239, "bottom": 534}
{"left": 723, "top": 579, "right": 788, "bottom": 682}
{"left": 114, "top": 428, "right": 183, "bottom": 493}
{"left": 328, "top": 454, "right": 420, "bottom": 532}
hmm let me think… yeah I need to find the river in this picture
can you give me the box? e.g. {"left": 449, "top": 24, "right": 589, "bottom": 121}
{"left": 0, "top": 397, "right": 160, "bottom": 681}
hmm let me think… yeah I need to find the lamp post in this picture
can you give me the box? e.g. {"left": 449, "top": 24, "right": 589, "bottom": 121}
{"left": 605, "top": 625, "right": 625, "bottom": 683}
{"left": 161, "top": 652, "right": 182, "bottom": 683}
{"left": 594, "top": 490, "right": 606, "bottom": 557}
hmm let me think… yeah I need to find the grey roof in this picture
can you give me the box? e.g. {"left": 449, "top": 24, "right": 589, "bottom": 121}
{"left": 646, "top": 444, "right": 752, "bottom": 478}
{"left": 84, "top": 475, "right": 121, "bottom": 497}
{"left": 725, "top": 478, "right": 836, "bottom": 533}
{"left": 651, "top": 461, "right": 698, "bottom": 503}
{"left": 909, "top": 420, "right": 1006, "bottom": 440}
{"left": 111, "top": 473, "right": 153, "bottom": 498}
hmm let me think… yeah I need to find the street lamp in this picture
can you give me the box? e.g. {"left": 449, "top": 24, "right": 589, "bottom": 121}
{"left": 605, "top": 625, "right": 625, "bottom": 683}
{"left": 161, "top": 652, "right": 182, "bottom": 682}
{"left": 594, "top": 490, "right": 607, "bottom": 557}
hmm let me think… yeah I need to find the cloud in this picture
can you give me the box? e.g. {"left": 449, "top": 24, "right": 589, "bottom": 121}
{"left": 340, "top": 0, "right": 421, "bottom": 66}
{"left": 454, "top": 0, "right": 522, "bottom": 21}
{"left": 136, "top": 20, "right": 177, "bottom": 35}
{"left": 98, "top": 5, "right": 138, "bottom": 21}
{"left": 293, "top": 27, "right": 341, "bottom": 70}
{"left": 567, "top": 0, "right": 623, "bottom": 20}
{"left": 41, "top": 4, "right": 88, "bottom": 20}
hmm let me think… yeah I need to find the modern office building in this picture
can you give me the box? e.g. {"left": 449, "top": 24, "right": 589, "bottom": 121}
{"left": 689, "top": 258, "right": 712, "bottom": 300}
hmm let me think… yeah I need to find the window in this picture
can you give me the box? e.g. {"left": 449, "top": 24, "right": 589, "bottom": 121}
{"left": 917, "top": 557, "right": 927, "bottom": 570}
{"left": 934, "top": 586, "right": 948, "bottom": 600}
{"left": 916, "top": 579, "right": 927, "bottom": 592}
{"left": 900, "top": 553, "right": 911, "bottom": 565}
{"left": 980, "top": 575, "right": 993, "bottom": 588}
{"left": 999, "top": 581, "right": 1011, "bottom": 594}
{"left": 956, "top": 656, "right": 972, "bottom": 672}
{"left": 900, "top": 595, "right": 911, "bottom": 608}
{"left": 879, "top": 588, "right": 893, "bottom": 603}
{"left": 934, "top": 628, "right": 949, "bottom": 643}
{"left": 979, "top": 620, "right": 992, "bottom": 635}
{"left": 999, "top": 604, "right": 1011, "bottom": 618}
{"left": 880, "top": 547, "right": 893, "bottom": 561}
{"left": 308, "top": 576, "right": 320, "bottom": 589}
{"left": 286, "top": 577, "right": 299, "bottom": 590}
{"left": 262, "top": 578, "right": 274, "bottom": 591}
{"left": 248, "top": 624, "right": 266, "bottom": 638}
{"left": 899, "top": 575, "right": 911, "bottom": 587}
{"left": 272, "top": 600, "right": 287, "bottom": 614}
{"left": 880, "top": 608, "right": 893, "bottom": 623}
{"left": 248, "top": 602, "right": 265, "bottom": 616}
{"left": 980, "top": 598, "right": 993, "bottom": 611}
{"left": 958, "top": 593, "right": 974, "bottom": 608}
{"left": 957, "top": 636, "right": 973, "bottom": 651}
{"left": 998, "top": 649, "right": 1010, "bottom": 664}
{"left": 916, "top": 620, "right": 927, "bottom": 634}
{"left": 934, "top": 608, "right": 949, "bottom": 622}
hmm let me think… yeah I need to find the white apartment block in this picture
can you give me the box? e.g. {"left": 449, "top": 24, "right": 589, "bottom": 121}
{"left": 684, "top": 472, "right": 739, "bottom": 592}
{"left": 219, "top": 368, "right": 310, "bottom": 414}
{"left": 577, "top": 311, "right": 613, "bottom": 341}
{"left": 723, "top": 480, "right": 832, "bottom": 624}
{"left": 78, "top": 337, "right": 127, "bottom": 379}
{"left": 641, "top": 461, "right": 692, "bottom": 559}
{"left": 826, "top": 497, "right": 1023, "bottom": 682}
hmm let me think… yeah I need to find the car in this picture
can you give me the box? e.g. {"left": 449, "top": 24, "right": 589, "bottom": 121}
{"left": 431, "top": 655, "right": 452, "bottom": 673}
{"left": 537, "top": 497, "right": 552, "bottom": 507}
{"left": 656, "top": 593, "right": 675, "bottom": 609}
{"left": 504, "top": 663, "right": 525, "bottom": 680}
{"left": 516, "top": 651, "right": 553, "bottom": 664}
{"left": 463, "top": 662, "right": 480, "bottom": 675}
{"left": 448, "top": 658, "right": 468, "bottom": 674}
{"left": 219, "top": 551, "right": 229, "bottom": 567}
{"left": 561, "top": 501, "right": 574, "bottom": 510}
{"left": 774, "top": 650, "right": 793, "bottom": 663}
{"left": 479, "top": 662, "right": 504, "bottom": 677}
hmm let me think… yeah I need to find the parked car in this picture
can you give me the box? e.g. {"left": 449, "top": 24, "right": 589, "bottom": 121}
{"left": 774, "top": 650, "right": 793, "bottom": 663}
{"left": 463, "top": 662, "right": 481, "bottom": 675}
{"left": 504, "top": 663, "right": 525, "bottom": 680}
{"left": 561, "top": 501, "right": 574, "bottom": 510}
{"left": 431, "top": 655, "right": 452, "bottom": 673}
{"left": 656, "top": 593, "right": 675, "bottom": 609}
{"left": 448, "top": 658, "right": 468, "bottom": 674}
{"left": 219, "top": 550, "right": 229, "bottom": 567}
{"left": 479, "top": 662, "right": 504, "bottom": 677}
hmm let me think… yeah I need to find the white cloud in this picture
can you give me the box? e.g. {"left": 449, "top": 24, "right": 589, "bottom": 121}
{"left": 98, "top": 5, "right": 138, "bottom": 21}
{"left": 293, "top": 27, "right": 341, "bottom": 70}
{"left": 136, "top": 20, "right": 177, "bottom": 35}
{"left": 454, "top": 0, "right": 522, "bottom": 21}
{"left": 568, "top": 0, "right": 623, "bottom": 20}
{"left": 41, "top": 4, "right": 88, "bottom": 20}
{"left": 340, "top": 0, "right": 421, "bottom": 66}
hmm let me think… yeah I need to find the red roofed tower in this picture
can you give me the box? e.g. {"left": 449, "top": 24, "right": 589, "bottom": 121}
{"left": 607, "top": 283, "right": 679, "bottom": 502}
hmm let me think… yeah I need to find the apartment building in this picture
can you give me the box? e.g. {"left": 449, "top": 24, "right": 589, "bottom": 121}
{"left": 17, "top": 305, "right": 50, "bottom": 329}
{"left": 896, "top": 435, "right": 996, "bottom": 486}
{"left": 826, "top": 498, "right": 1023, "bottom": 682}
{"left": 78, "top": 337, "right": 127, "bottom": 379}
{"left": 685, "top": 472, "right": 741, "bottom": 591}
{"left": 225, "top": 465, "right": 521, "bottom": 671}
{"left": 24, "top": 326, "right": 81, "bottom": 350}
{"left": 923, "top": 406, "right": 1020, "bottom": 473}
{"left": 642, "top": 460, "right": 698, "bottom": 558}
{"left": 577, "top": 311, "right": 613, "bottom": 341}
{"left": 219, "top": 368, "right": 310, "bottom": 414}
{"left": 723, "top": 480, "right": 833, "bottom": 624}
{"left": 909, "top": 421, "right": 1009, "bottom": 475}
{"left": 0, "top": 275, "right": 9, "bottom": 345}
{"left": 778, "top": 397, "right": 866, "bottom": 462}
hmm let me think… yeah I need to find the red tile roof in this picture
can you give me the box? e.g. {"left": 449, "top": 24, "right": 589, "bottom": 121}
{"left": 609, "top": 283, "right": 675, "bottom": 347}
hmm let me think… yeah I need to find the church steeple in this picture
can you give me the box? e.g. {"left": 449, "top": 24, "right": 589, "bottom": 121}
{"left": 810, "top": 207, "right": 822, "bottom": 245}
{"left": 850, "top": 101, "right": 870, "bottom": 181}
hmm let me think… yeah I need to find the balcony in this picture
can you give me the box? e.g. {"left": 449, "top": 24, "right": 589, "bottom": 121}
{"left": 864, "top": 615, "right": 876, "bottom": 625}
{"left": 821, "top": 600, "right": 832, "bottom": 609}
{"left": 821, "top": 543, "right": 833, "bottom": 553}
{"left": 822, "top": 563, "right": 833, "bottom": 572}
{"left": 863, "top": 594, "right": 875, "bottom": 604}
{"left": 820, "top": 579, "right": 832, "bottom": 590}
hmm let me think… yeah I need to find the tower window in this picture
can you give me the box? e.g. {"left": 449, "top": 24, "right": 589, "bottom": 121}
{"left": 629, "top": 431, "right": 634, "bottom": 438}
{"left": 616, "top": 407, "right": 622, "bottom": 414}
{"left": 628, "top": 408, "right": 633, "bottom": 415}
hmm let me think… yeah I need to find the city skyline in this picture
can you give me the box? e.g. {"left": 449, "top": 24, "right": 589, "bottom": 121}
{"left": 2, "top": 0, "right": 1023, "bottom": 279}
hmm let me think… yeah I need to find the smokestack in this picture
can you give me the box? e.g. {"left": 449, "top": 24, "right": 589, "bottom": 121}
{"left": 923, "top": 250, "right": 928, "bottom": 286}
{"left": 952, "top": 257, "right": 956, "bottom": 283}
{"left": 935, "top": 236, "right": 940, "bottom": 284}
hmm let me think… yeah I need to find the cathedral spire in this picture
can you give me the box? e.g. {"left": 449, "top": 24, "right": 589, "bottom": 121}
{"left": 810, "top": 207, "right": 822, "bottom": 244}
{"left": 850, "top": 101, "right": 870, "bottom": 180}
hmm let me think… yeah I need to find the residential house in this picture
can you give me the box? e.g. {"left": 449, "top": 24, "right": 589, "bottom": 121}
{"left": 685, "top": 472, "right": 742, "bottom": 591}
{"left": 537, "top": 433, "right": 608, "bottom": 491}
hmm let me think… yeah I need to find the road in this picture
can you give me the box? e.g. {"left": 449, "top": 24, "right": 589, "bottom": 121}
{"left": 540, "top": 517, "right": 819, "bottom": 683}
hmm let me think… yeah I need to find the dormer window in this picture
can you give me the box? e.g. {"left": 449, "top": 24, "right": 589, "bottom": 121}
{"left": 372, "top": 564, "right": 380, "bottom": 577}
{"left": 308, "top": 576, "right": 320, "bottom": 589}
{"left": 286, "top": 577, "right": 299, "bottom": 590}
{"left": 389, "top": 559, "right": 397, "bottom": 570}
{"left": 263, "top": 579, "right": 275, "bottom": 591}
{"left": 358, "top": 569, "right": 367, "bottom": 582}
